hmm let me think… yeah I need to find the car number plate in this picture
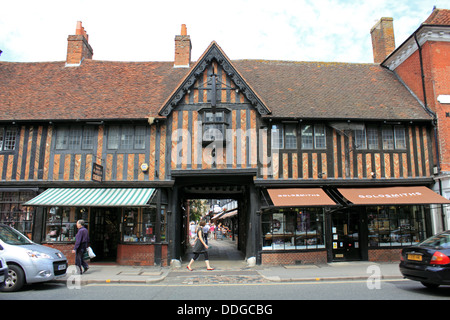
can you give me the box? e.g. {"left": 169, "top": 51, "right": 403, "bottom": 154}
{"left": 407, "top": 254, "right": 422, "bottom": 261}
{"left": 58, "top": 264, "right": 67, "bottom": 271}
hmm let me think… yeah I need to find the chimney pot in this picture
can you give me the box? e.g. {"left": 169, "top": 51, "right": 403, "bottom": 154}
{"left": 370, "top": 17, "right": 395, "bottom": 63}
{"left": 181, "top": 24, "right": 187, "bottom": 36}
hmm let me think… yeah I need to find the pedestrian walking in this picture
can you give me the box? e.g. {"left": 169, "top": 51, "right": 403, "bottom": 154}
{"left": 187, "top": 220, "right": 214, "bottom": 271}
{"left": 72, "top": 219, "right": 89, "bottom": 274}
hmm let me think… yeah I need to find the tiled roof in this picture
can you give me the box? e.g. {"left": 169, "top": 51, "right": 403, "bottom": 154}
{"left": 0, "top": 57, "right": 431, "bottom": 122}
{"left": 235, "top": 60, "right": 430, "bottom": 120}
{"left": 423, "top": 8, "right": 450, "bottom": 25}
{"left": 0, "top": 60, "right": 187, "bottom": 121}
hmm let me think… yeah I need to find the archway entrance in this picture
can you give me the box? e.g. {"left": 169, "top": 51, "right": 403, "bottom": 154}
{"left": 169, "top": 174, "right": 257, "bottom": 266}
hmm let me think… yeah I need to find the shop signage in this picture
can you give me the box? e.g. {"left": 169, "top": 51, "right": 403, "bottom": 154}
{"left": 92, "top": 163, "right": 103, "bottom": 182}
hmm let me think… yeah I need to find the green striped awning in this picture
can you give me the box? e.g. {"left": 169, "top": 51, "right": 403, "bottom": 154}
{"left": 24, "top": 188, "right": 156, "bottom": 207}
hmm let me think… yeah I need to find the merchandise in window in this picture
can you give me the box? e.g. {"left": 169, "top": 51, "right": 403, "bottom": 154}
{"left": 121, "top": 206, "right": 166, "bottom": 242}
{"left": 0, "top": 192, "right": 35, "bottom": 239}
{"left": 367, "top": 205, "right": 428, "bottom": 247}
{"left": 44, "top": 207, "right": 89, "bottom": 242}
{"left": 262, "top": 208, "right": 325, "bottom": 250}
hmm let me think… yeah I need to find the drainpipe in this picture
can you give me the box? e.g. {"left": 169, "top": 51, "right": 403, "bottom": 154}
{"left": 414, "top": 32, "right": 446, "bottom": 231}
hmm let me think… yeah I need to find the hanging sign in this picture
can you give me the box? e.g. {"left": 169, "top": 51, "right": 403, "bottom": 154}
{"left": 92, "top": 163, "right": 103, "bottom": 182}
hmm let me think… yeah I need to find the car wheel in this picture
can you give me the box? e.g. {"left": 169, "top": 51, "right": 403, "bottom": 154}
{"left": 420, "top": 281, "right": 440, "bottom": 289}
{"left": 1, "top": 264, "right": 25, "bottom": 292}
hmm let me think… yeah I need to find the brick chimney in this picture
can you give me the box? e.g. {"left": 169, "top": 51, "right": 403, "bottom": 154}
{"left": 174, "top": 24, "right": 191, "bottom": 68}
{"left": 66, "top": 21, "right": 93, "bottom": 66}
{"left": 370, "top": 17, "right": 395, "bottom": 63}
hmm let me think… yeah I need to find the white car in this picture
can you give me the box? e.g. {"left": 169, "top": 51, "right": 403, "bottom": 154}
{"left": 0, "top": 255, "right": 7, "bottom": 288}
{"left": 0, "top": 224, "right": 68, "bottom": 292}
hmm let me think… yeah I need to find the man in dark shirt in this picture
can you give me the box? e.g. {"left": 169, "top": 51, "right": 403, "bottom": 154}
{"left": 72, "top": 220, "right": 90, "bottom": 274}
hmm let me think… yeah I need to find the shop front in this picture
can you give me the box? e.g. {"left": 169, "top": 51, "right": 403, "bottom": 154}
{"left": 25, "top": 188, "right": 168, "bottom": 266}
{"left": 259, "top": 186, "right": 450, "bottom": 265}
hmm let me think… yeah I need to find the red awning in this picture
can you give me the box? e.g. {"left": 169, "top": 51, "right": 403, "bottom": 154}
{"left": 338, "top": 186, "right": 450, "bottom": 205}
{"left": 267, "top": 188, "right": 337, "bottom": 207}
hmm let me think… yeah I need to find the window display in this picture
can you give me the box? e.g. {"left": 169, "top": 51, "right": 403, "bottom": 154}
{"left": 367, "top": 205, "right": 428, "bottom": 247}
{"left": 121, "top": 206, "right": 166, "bottom": 242}
{"left": 262, "top": 208, "right": 325, "bottom": 250}
{"left": 44, "top": 207, "right": 89, "bottom": 242}
{"left": 0, "top": 192, "right": 36, "bottom": 239}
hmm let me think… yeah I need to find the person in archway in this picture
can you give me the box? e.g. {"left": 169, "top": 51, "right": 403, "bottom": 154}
{"left": 187, "top": 220, "right": 214, "bottom": 271}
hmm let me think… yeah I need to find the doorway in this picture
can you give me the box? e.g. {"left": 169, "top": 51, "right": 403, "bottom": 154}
{"left": 90, "top": 208, "right": 120, "bottom": 262}
{"left": 331, "top": 209, "right": 362, "bottom": 261}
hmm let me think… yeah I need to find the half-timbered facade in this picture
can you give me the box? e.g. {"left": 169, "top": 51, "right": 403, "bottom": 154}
{"left": 1, "top": 14, "right": 449, "bottom": 266}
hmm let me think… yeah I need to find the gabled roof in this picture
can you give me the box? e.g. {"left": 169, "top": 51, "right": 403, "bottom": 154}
{"left": 158, "top": 41, "right": 271, "bottom": 117}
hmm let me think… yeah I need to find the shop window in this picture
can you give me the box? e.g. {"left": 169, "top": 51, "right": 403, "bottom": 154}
{"left": 367, "top": 205, "right": 428, "bottom": 247}
{"left": 0, "top": 192, "right": 35, "bottom": 239}
{"left": 262, "top": 208, "right": 325, "bottom": 250}
{"left": 107, "top": 125, "right": 146, "bottom": 150}
{"left": 121, "top": 206, "right": 166, "bottom": 243}
{"left": 0, "top": 126, "right": 17, "bottom": 151}
{"left": 44, "top": 207, "right": 89, "bottom": 242}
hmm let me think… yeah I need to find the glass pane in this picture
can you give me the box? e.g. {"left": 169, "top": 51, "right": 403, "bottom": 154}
{"left": 394, "top": 126, "right": 406, "bottom": 149}
{"left": 55, "top": 127, "right": 68, "bottom": 150}
{"left": 82, "top": 127, "right": 94, "bottom": 149}
{"left": 271, "top": 124, "right": 283, "bottom": 149}
{"left": 367, "top": 127, "right": 379, "bottom": 150}
{"left": 354, "top": 129, "right": 366, "bottom": 149}
{"left": 108, "top": 126, "right": 120, "bottom": 149}
{"left": 301, "top": 125, "right": 313, "bottom": 149}
{"left": 68, "top": 127, "right": 82, "bottom": 149}
{"left": 314, "top": 125, "right": 326, "bottom": 149}
{"left": 121, "top": 126, "right": 134, "bottom": 149}
{"left": 134, "top": 126, "right": 146, "bottom": 149}
{"left": 382, "top": 127, "right": 394, "bottom": 150}
{"left": 284, "top": 124, "right": 297, "bottom": 149}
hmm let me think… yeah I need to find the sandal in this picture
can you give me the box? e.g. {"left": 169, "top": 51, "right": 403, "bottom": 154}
{"left": 186, "top": 266, "right": 193, "bottom": 271}
{"left": 207, "top": 268, "right": 215, "bottom": 271}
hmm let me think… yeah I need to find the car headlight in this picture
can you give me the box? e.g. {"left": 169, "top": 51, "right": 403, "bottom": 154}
{"left": 26, "top": 250, "right": 52, "bottom": 259}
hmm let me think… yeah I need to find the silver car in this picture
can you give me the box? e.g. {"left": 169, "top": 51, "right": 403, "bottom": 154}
{"left": 0, "top": 224, "right": 68, "bottom": 292}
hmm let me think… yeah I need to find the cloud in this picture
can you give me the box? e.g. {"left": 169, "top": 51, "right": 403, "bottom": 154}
{"left": 0, "top": 0, "right": 446, "bottom": 63}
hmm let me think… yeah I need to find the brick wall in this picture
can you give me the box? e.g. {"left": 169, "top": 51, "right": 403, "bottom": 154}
{"left": 368, "top": 248, "right": 401, "bottom": 262}
{"left": 261, "top": 250, "right": 328, "bottom": 265}
{"left": 396, "top": 41, "right": 450, "bottom": 172}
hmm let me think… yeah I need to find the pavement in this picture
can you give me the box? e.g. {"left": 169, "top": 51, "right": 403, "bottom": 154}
{"left": 54, "top": 238, "right": 404, "bottom": 285}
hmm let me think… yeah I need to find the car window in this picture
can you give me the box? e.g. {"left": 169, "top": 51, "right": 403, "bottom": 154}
{"left": 419, "top": 232, "right": 450, "bottom": 249}
{"left": 0, "top": 225, "right": 33, "bottom": 245}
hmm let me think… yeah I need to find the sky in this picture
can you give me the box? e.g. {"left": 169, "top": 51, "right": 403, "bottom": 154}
{"left": 0, "top": 0, "right": 448, "bottom": 64}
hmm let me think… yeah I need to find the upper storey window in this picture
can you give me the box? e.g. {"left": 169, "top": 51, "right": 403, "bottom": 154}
{"left": 55, "top": 126, "right": 95, "bottom": 150}
{"left": 0, "top": 126, "right": 17, "bottom": 151}
{"left": 107, "top": 125, "right": 146, "bottom": 150}
{"left": 201, "top": 110, "right": 229, "bottom": 145}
